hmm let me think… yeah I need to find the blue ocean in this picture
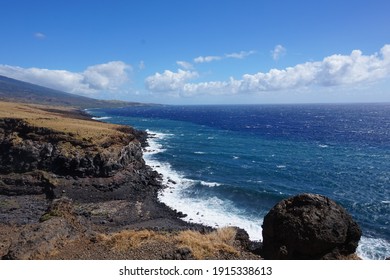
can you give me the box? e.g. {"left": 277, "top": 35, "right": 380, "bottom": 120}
{"left": 88, "top": 103, "right": 390, "bottom": 260}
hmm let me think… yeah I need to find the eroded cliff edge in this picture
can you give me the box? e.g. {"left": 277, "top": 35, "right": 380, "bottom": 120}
{"left": 0, "top": 101, "right": 256, "bottom": 260}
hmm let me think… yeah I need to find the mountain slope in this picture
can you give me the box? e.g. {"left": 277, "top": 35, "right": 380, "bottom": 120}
{"left": 0, "top": 75, "right": 141, "bottom": 108}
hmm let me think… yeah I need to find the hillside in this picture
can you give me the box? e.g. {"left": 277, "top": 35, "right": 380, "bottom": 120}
{"left": 0, "top": 75, "right": 142, "bottom": 108}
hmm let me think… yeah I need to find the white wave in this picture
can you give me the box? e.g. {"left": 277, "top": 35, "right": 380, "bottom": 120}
{"left": 199, "top": 181, "right": 221, "bottom": 187}
{"left": 143, "top": 130, "right": 173, "bottom": 156}
{"left": 194, "top": 151, "right": 206, "bottom": 154}
{"left": 143, "top": 131, "right": 263, "bottom": 241}
{"left": 276, "top": 165, "right": 286, "bottom": 169}
{"left": 145, "top": 129, "right": 174, "bottom": 139}
{"left": 318, "top": 144, "right": 329, "bottom": 148}
{"left": 143, "top": 140, "right": 166, "bottom": 155}
{"left": 357, "top": 236, "right": 390, "bottom": 260}
{"left": 160, "top": 185, "right": 263, "bottom": 241}
{"left": 92, "top": 116, "right": 112, "bottom": 120}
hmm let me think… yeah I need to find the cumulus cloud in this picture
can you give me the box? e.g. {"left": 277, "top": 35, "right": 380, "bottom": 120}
{"left": 146, "top": 45, "right": 390, "bottom": 96}
{"left": 145, "top": 69, "right": 199, "bottom": 92}
{"left": 0, "top": 61, "right": 131, "bottom": 96}
{"left": 271, "top": 44, "right": 286, "bottom": 61}
{"left": 82, "top": 61, "right": 130, "bottom": 90}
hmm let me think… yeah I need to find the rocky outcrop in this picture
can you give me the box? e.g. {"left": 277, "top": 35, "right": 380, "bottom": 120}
{"left": 2, "top": 197, "right": 84, "bottom": 260}
{"left": 0, "top": 111, "right": 207, "bottom": 259}
{"left": 261, "top": 193, "right": 361, "bottom": 260}
{"left": 0, "top": 118, "right": 146, "bottom": 177}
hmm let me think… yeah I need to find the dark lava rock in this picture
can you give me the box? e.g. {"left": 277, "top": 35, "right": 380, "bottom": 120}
{"left": 261, "top": 193, "right": 361, "bottom": 260}
{"left": 164, "top": 247, "right": 194, "bottom": 260}
{"left": 233, "top": 227, "right": 251, "bottom": 250}
{"left": 0, "top": 118, "right": 145, "bottom": 178}
{"left": 2, "top": 197, "right": 82, "bottom": 260}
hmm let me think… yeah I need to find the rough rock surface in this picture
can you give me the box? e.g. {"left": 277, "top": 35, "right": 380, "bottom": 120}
{"left": 2, "top": 197, "right": 82, "bottom": 260}
{"left": 0, "top": 118, "right": 146, "bottom": 177}
{"left": 0, "top": 114, "right": 194, "bottom": 259}
{"left": 261, "top": 193, "right": 362, "bottom": 260}
{"left": 0, "top": 107, "right": 261, "bottom": 260}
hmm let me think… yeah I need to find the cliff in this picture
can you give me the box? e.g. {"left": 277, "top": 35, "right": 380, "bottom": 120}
{"left": 0, "top": 100, "right": 363, "bottom": 260}
{"left": 0, "top": 101, "right": 257, "bottom": 260}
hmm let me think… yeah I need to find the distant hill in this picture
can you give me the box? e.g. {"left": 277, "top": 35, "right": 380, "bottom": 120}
{"left": 0, "top": 75, "right": 142, "bottom": 108}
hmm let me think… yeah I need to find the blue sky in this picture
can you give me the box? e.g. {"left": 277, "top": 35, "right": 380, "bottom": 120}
{"left": 1, "top": 0, "right": 390, "bottom": 104}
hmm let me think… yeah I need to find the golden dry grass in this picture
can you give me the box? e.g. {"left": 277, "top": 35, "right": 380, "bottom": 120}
{"left": 0, "top": 100, "right": 129, "bottom": 147}
{"left": 99, "top": 227, "right": 240, "bottom": 259}
{"left": 98, "top": 230, "right": 172, "bottom": 252}
{"left": 176, "top": 227, "right": 239, "bottom": 259}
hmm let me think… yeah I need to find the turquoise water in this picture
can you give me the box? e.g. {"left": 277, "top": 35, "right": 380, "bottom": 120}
{"left": 88, "top": 103, "right": 390, "bottom": 259}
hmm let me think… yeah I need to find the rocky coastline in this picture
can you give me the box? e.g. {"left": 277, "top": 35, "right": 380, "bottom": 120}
{"left": 0, "top": 101, "right": 366, "bottom": 260}
{"left": 0, "top": 101, "right": 258, "bottom": 259}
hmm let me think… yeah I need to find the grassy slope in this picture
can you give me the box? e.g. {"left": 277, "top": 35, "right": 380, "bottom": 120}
{"left": 0, "top": 100, "right": 130, "bottom": 148}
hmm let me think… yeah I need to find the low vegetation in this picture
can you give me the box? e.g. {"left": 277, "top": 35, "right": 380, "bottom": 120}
{"left": 98, "top": 227, "right": 240, "bottom": 259}
{"left": 176, "top": 227, "right": 239, "bottom": 259}
{"left": 0, "top": 100, "right": 133, "bottom": 149}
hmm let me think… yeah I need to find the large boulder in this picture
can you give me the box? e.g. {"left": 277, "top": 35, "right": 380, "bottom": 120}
{"left": 261, "top": 193, "right": 361, "bottom": 259}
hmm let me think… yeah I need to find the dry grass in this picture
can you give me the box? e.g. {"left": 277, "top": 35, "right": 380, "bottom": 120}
{"left": 176, "top": 227, "right": 239, "bottom": 259}
{"left": 97, "top": 227, "right": 240, "bottom": 259}
{"left": 98, "top": 230, "right": 172, "bottom": 252}
{"left": 0, "top": 100, "right": 130, "bottom": 147}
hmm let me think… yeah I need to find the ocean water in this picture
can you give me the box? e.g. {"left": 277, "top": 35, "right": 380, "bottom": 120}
{"left": 88, "top": 103, "right": 390, "bottom": 260}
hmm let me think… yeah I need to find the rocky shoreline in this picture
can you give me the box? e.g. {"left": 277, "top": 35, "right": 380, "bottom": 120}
{"left": 0, "top": 101, "right": 367, "bottom": 260}
{"left": 0, "top": 101, "right": 259, "bottom": 259}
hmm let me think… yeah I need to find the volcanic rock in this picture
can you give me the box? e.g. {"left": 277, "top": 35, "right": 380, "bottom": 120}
{"left": 261, "top": 193, "right": 361, "bottom": 259}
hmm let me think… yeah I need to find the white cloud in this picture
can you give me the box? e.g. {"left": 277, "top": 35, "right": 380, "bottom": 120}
{"left": 0, "top": 61, "right": 131, "bottom": 96}
{"left": 271, "top": 44, "right": 286, "bottom": 61}
{"left": 226, "top": 50, "right": 256, "bottom": 59}
{"left": 193, "top": 50, "right": 255, "bottom": 64}
{"left": 145, "top": 69, "right": 199, "bottom": 92}
{"left": 146, "top": 45, "right": 390, "bottom": 96}
{"left": 176, "top": 60, "right": 194, "bottom": 70}
{"left": 194, "top": 55, "right": 222, "bottom": 63}
{"left": 82, "top": 61, "right": 130, "bottom": 91}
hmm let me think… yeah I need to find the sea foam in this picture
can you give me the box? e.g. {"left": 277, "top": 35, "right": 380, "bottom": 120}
{"left": 144, "top": 132, "right": 390, "bottom": 256}
{"left": 91, "top": 116, "right": 112, "bottom": 120}
{"left": 144, "top": 131, "right": 263, "bottom": 241}
{"left": 357, "top": 236, "right": 390, "bottom": 260}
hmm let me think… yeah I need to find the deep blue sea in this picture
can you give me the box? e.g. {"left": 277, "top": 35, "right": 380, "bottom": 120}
{"left": 88, "top": 103, "right": 390, "bottom": 260}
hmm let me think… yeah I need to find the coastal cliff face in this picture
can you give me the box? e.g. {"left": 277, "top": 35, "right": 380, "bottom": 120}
{"left": 0, "top": 113, "right": 158, "bottom": 204}
{"left": 0, "top": 102, "right": 157, "bottom": 200}
{"left": 0, "top": 102, "right": 171, "bottom": 259}
{"left": 0, "top": 101, "right": 363, "bottom": 260}
{"left": 0, "top": 101, "right": 256, "bottom": 260}
{"left": 0, "top": 118, "right": 145, "bottom": 178}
